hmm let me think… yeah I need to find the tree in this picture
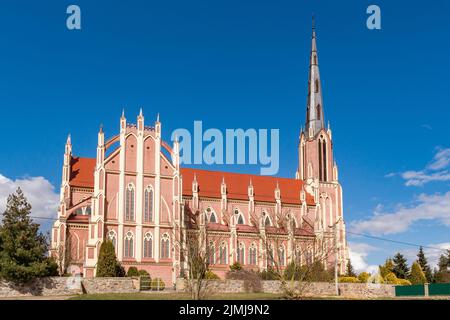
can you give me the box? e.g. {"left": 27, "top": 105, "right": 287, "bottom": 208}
{"left": 392, "top": 252, "right": 409, "bottom": 279}
{"left": 409, "top": 262, "right": 426, "bottom": 285}
{"left": 346, "top": 259, "right": 357, "bottom": 277}
{"left": 379, "top": 258, "right": 394, "bottom": 278}
{"left": 0, "top": 188, "right": 58, "bottom": 283}
{"left": 96, "top": 240, "right": 122, "bottom": 277}
{"left": 416, "top": 246, "right": 432, "bottom": 283}
{"left": 438, "top": 253, "right": 449, "bottom": 272}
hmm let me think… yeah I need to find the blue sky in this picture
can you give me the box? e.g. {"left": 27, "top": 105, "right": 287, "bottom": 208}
{"left": 0, "top": 0, "right": 449, "bottom": 271}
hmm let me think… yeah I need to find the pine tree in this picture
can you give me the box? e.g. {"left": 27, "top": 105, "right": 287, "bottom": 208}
{"left": 417, "top": 246, "right": 432, "bottom": 283}
{"left": 346, "top": 259, "right": 357, "bottom": 277}
{"left": 0, "top": 188, "right": 58, "bottom": 283}
{"left": 438, "top": 254, "right": 448, "bottom": 272}
{"left": 392, "top": 252, "right": 409, "bottom": 279}
{"left": 409, "top": 262, "right": 426, "bottom": 285}
{"left": 96, "top": 240, "right": 121, "bottom": 277}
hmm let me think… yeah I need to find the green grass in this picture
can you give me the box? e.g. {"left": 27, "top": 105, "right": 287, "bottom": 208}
{"left": 69, "top": 292, "right": 285, "bottom": 300}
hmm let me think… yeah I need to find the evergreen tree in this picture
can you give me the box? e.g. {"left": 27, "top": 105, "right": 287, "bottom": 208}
{"left": 96, "top": 240, "right": 121, "bottom": 277}
{"left": 392, "top": 252, "right": 409, "bottom": 279}
{"left": 0, "top": 188, "right": 58, "bottom": 283}
{"left": 416, "top": 246, "right": 432, "bottom": 282}
{"left": 438, "top": 254, "right": 448, "bottom": 272}
{"left": 409, "top": 262, "right": 426, "bottom": 285}
{"left": 346, "top": 259, "right": 357, "bottom": 277}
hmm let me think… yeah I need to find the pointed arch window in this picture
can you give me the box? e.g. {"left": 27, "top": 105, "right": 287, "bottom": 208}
{"left": 318, "top": 137, "right": 328, "bottom": 182}
{"left": 317, "top": 104, "right": 321, "bottom": 120}
{"left": 208, "top": 241, "right": 215, "bottom": 265}
{"left": 264, "top": 214, "right": 271, "bottom": 227}
{"left": 144, "top": 186, "right": 154, "bottom": 222}
{"left": 267, "top": 245, "right": 275, "bottom": 267}
{"left": 278, "top": 246, "right": 286, "bottom": 266}
{"left": 143, "top": 232, "right": 153, "bottom": 258}
{"left": 236, "top": 242, "right": 245, "bottom": 265}
{"left": 160, "top": 233, "right": 170, "bottom": 259}
{"left": 125, "top": 184, "right": 135, "bottom": 221}
{"left": 249, "top": 243, "right": 257, "bottom": 265}
{"left": 207, "top": 207, "right": 217, "bottom": 223}
{"left": 108, "top": 230, "right": 117, "bottom": 250}
{"left": 219, "top": 242, "right": 228, "bottom": 264}
{"left": 124, "top": 231, "right": 134, "bottom": 258}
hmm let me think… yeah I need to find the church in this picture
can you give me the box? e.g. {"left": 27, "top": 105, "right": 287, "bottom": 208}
{"left": 50, "top": 24, "right": 349, "bottom": 285}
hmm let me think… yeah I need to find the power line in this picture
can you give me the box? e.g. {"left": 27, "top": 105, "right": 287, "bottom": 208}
{"left": 344, "top": 228, "right": 449, "bottom": 253}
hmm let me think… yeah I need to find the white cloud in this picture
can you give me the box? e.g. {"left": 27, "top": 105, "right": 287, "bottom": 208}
{"left": 0, "top": 174, "right": 59, "bottom": 221}
{"left": 348, "top": 242, "right": 379, "bottom": 274}
{"left": 350, "top": 191, "right": 450, "bottom": 236}
{"left": 388, "top": 147, "right": 450, "bottom": 186}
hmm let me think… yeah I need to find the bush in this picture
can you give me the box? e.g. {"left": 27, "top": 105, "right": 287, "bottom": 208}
{"left": 339, "top": 276, "right": 360, "bottom": 283}
{"left": 97, "top": 241, "right": 121, "bottom": 277}
{"left": 229, "top": 262, "right": 242, "bottom": 271}
{"left": 396, "top": 278, "right": 412, "bottom": 286}
{"left": 259, "top": 266, "right": 279, "bottom": 280}
{"left": 138, "top": 269, "right": 150, "bottom": 277}
{"left": 116, "top": 262, "right": 126, "bottom": 277}
{"left": 151, "top": 278, "right": 165, "bottom": 291}
{"left": 384, "top": 272, "right": 399, "bottom": 284}
{"left": 205, "top": 270, "right": 220, "bottom": 280}
{"left": 126, "top": 267, "right": 139, "bottom": 277}
{"left": 358, "top": 272, "right": 370, "bottom": 283}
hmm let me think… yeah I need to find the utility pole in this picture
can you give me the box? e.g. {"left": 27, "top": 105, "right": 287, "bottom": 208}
{"left": 330, "top": 217, "right": 341, "bottom": 296}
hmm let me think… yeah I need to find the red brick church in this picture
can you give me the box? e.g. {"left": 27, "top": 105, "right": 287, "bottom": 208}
{"left": 51, "top": 24, "right": 349, "bottom": 285}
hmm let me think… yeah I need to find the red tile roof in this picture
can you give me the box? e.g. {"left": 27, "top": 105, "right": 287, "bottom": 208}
{"left": 66, "top": 157, "right": 316, "bottom": 206}
{"left": 69, "top": 157, "right": 95, "bottom": 188}
{"left": 181, "top": 168, "right": 315, "bottom": 205}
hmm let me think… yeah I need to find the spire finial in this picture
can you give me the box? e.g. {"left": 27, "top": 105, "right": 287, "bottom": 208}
{"left": 66, "top": 134, "right": 71, "bottom": 144}
{"left": 139, "top": 107, "right": 143, "bottom": 117}
{"left": 156, "top": 113, "right": 160, "bottom": 122}
{"left": 312, "top": 14, "right": 315, "bottom": 30}
{"left": 121, "top": 108, "right": 125, "bottom": 119}
{"left": 99, "top": 123, "right": 103, "bottom": 133}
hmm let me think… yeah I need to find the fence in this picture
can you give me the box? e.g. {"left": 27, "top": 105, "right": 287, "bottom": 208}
{"left": 395, "top": 283, "right": 450, "bottom": 297}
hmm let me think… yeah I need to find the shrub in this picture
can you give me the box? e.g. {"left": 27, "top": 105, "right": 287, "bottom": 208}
{"left": 151, "top": 278, "right": 165, "bottom": 291}
{"left": 138, "top": 269, "right": 150, "bottom": 277}
{"left": 97, "top": 241, "right": 120, "bottom": 277}
{"left": 115, "top": 262, "right": 126, "bottom": 277}
{"left": 205, "top": 270, "right": 220, "bottom": 280}
{"left": 126, "top": 266, "right": 139, "bottom": 277}
{"left": 229, "top": 262, "right": 242, "bottom": 271}
{"left": 358, "top": 272, "right": 370, "bottom": 283}
{"left": 339, "top": 276, "right": 360, "bottom": 283}
{"left": 409, "top": 262, "right": 426, "bottom": 285}
{"left": 384, "top": 272, "right": 399, "bottom": 284}
{"left": 396, "top": 278, "right": 412, "bottom": 286}
{"left": 259, "top": 266, "right": 279, "bottom": 280}
{"left": 370, "top": 273, "right": 385, "bottom": 284}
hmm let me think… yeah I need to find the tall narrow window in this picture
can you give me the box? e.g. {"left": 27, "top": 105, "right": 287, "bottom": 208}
{"left": 278, "top": 246, "right": 285, "bottom": 266}
{"left": 236, "top": 242, "right": 245, "bottom": 265}
{"left": 125, "top": 184, "right": 135, "bottom": 221}
{"left": 144, "top": 187, "right": 153, "bottom": 222}
{"left": 322, "top": 140, "right": 327, "bottom": 181}
{"left": 143, "top": 233, "right": 153, "bottom": 258}
{"left": 209, "top": 241, "right": 215, "bottom": 265}
{"left": 160, "top": 234, "right": 170, "bottom": 259}
{"left": 318, "top": 140, "right": 323, "bottom": 181}
{"left": 124, "top": 231, "right": 134, "bottom": 258}
{"left": 317, "top": 104, "right": 321, "bottom": 120}
{"left": 249, "top": 243, "right": 257, "bottom": 265}
{"left": 219, "top": 242, "right": 227, "bottom": 264}
{"left": 315, "top": 79, "right": 319, "bottom": 93}
{"left": 108, "top": 230, "right": 117, "bottom": 250}
{"left": 267, "top": 246, "right": 275, "bottom": 266}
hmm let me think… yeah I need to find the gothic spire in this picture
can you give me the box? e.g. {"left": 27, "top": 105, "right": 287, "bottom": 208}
{"left": 305, "top": 17, "right": 325, "bottom": 138}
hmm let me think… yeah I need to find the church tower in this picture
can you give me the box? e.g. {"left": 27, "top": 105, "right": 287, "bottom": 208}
{"left": 296, "top": 19, "right": 348, "bottom": 274}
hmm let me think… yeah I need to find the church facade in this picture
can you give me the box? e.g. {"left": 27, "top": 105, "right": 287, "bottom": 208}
{"left": 50, "top": 25, "right": 348, "bottom": 285}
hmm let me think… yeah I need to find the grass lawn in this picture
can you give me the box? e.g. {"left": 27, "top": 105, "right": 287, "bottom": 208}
{"left": 69, "top": 292, "right": 285, "bottom": 300}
